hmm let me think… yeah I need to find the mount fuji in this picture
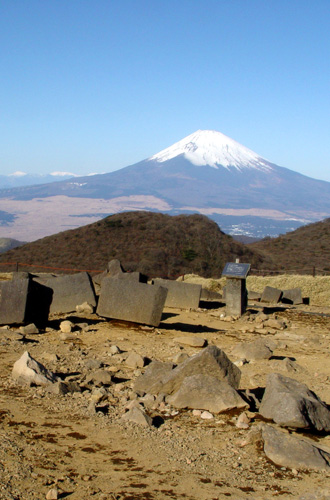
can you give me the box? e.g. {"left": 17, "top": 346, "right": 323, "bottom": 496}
{"left": 1, "top": 130, "right": 330, "bottom": 241}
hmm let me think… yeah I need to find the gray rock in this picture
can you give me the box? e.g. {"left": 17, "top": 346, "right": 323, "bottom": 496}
{"left": 85, "top": 369, "right": 112, "bottom": 387}
{"left": 84, "top": 358, "right": 103, "bottom": 370}
{"left": 259, "top": 373, "right": 330, "bottom": 431}
{"left": 19, "top": 323, "right": 39, "bottom": 335}
{"left": 167, "top": 374, "right": 248, "bottom": 413}
{"left": 122, "top": 407, "right": 153, "bottom": 427}
{"left": 125, "top": 351, "right": 146, "bottom": 369}
{"left": 149, "top": 345, "right": 241, "bottom": 396}
{"left": 134, "top": 360, "right": 174, "bottom": 396}
{"left": 172, "top": 352, "right": 189, "bottom": 364}
{"left": 232, "top": 339, "right": 273, "bottom": 361}
{"left": 12, "top": 351, "right": 57, "bottom": 386}
{"left": 152, "top": 278, "right": 202, "bottom": 309}
{"left": 281, "top": 288, "right": 303, "bottom": 305}
{"left": 76, "top": 302, "right": 94, "bottom": 314}
{"left": 0, "top": 278, "right": 50, "bottom": 326}
{"left": 261, "top": 424, "right": 330, "bottom": 470}
{"left": 33, "top": 272, "right": 97, "bottom": 314}
{"left": 97, "top": 278, "right": 168, "bottom": 327}
{"left": 261, "top": 286, "right": 282, "bottom": 303}
{"left": 174, "top": 336, "right": 206, "bottom": 348}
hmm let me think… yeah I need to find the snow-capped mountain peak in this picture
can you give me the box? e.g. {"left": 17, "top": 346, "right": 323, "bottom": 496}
{"left": 149, "top": 129, "right": 273, "bottom": 171}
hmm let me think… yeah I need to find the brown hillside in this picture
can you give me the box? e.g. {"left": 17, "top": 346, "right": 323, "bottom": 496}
{"left": 250, "top": 217, "right": 330, "bottom": 274}
{"left": 0, "top": 211, "right": 268, "bottom": 278}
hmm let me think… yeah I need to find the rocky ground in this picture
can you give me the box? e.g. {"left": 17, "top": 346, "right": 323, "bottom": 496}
{"left": 1, "top": 292, "right": 330, "bottom": 500}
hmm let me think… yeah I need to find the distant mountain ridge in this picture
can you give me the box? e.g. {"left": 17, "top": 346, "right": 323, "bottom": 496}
{"left": 0, "top": 130, "right": 330, "bottom": 240}
{"left": 0, "top": 211, "right": 269, "bottom": 278}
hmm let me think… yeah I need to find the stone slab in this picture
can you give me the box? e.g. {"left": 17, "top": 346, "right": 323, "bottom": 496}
{"left": 152, "top": 278, "right": 201, "bottom": 309}
{"left": 33, "top": 272, "right": 97, "bottom": 314}
{"left": 97, "top": 277, "right": 168, "bottom": 327}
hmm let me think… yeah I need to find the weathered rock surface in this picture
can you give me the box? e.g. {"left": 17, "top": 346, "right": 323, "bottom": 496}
{"left": 122, "top": 407, "right": 153, "bottom": 427}
{"left": 125, "top": 351, "right": 146, "bottom": 369}
{"left": 281, "top": 288, "right": 303, "bottom": 305}
{"left": 261, "top": 286, "right": 282, "bottom": 303}
{"left": 97, "top": 278, "right": 168, "bottom": 327}
{"left": 33, "top": 272, "right": 97, "bottom": 314}
{"left": 174, "top": 336, "right": 206, "bottom": 347}
{"left": 261, "top": 424, "right": 330, "bottom": 470}
{"left": 152, "top": 278, "right": 202, "bottom": 309}
{"left": 167, "top": 374, "right": 248, "bottom": 413}
{"left": 148, "top": 346, "right": 241, "bottom": 396}
{"left": 259, "top": 373, "right": 330, "bottom": 431}
{"left": 134, "top": 360, "right": 174, "bottom": 395}
{"left": 232, "top": 339, "right": 274, "bottom": 361}
{"left": 12, "top": 351, "right": 57, "bottom": 386}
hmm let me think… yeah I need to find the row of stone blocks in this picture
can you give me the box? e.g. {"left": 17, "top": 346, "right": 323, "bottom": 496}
{"left": 0, "top": 268, "right": 202, "bottom": 327}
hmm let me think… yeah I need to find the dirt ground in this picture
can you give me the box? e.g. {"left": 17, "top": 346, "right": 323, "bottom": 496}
{"left": 1, "top": 277, "right": 330, "bottom": 500}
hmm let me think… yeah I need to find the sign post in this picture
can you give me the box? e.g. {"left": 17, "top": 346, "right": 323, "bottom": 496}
{"left": 222, "top": 262, "right": 250, "bottom": 317}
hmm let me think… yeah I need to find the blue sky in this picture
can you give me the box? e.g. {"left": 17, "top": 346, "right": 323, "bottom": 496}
{"left": 1, "top": 0, "right": 330, "bottom": 181}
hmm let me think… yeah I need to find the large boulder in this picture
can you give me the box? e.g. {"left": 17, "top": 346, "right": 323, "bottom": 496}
{"left": 167, "top": 374, "right": 248, "bottom": 413}
{"left": 12, "top": 351, "right": 57, "bottom": 386}
{"left": 261, "top": 424, "right": 330, "bottom": 471}
{"left": 259, "top": 373, "right": 330, "bottom": 431}
{"left": 145, "top": 346, "right": 241, "bottom": 396}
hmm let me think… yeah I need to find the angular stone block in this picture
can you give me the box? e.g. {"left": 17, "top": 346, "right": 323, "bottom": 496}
{"left": 259, "top": 373, "right": 330, "bottom": 431}
{"left": 152, "top": 278, "right": 201, "bottom": 309}
{"left": 261, "top": 286, "right": 282, "bottom": 303}
{"left": 149, "top": 345, "right": 241, "bottom": 396}
{"left": 33, "top": 272, "right": 96, "bottom": 314}
{"left": 167, "top": 375, "right": 248, "bottom": 413}
{"left": 261, "top": 424, "right": 330, "bottom": 471}
{"left": 96, "top": 277, "right": 167, "bottom": 327}
{"left": 0, "top": 278, "right": 52, "bottom": 326}
{"left": 281, "top": 288, "right": 303, "bottom": 305}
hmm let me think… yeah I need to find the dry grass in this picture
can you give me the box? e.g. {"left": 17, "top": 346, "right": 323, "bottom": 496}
{"left": 182, "top": 273, "right": 330, "bottom": 306}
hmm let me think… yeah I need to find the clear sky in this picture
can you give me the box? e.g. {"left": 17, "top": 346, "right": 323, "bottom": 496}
{"left": 1, "top": 0, "right": 330, "bottom": 181}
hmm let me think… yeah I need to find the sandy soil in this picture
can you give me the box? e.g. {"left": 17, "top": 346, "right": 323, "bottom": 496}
{"left": 0, "top": 279, "right": 330, "bottom": 499}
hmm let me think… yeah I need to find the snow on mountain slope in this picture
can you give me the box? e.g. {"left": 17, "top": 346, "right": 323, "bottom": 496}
{"left": 149, "top": 130, "right": 273, "bottom": 171}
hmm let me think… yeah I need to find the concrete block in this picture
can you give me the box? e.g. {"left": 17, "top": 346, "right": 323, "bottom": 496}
{"left": 261, "top": 286, "right": 282, "bottom": 303}
{"left": 33, "top": 272, "right": 96, "bottom": 314}
{"left": 97, "top": 277, "right": 167, "bottom": 327}
{"left": 152, "top": 278, "right": 201, "bottom": 309}
{"left": 281, "top": 288, "right": 303, "bottom": 305}
{"left": 225, "top": 278, "right": 247, "bottom": 317}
